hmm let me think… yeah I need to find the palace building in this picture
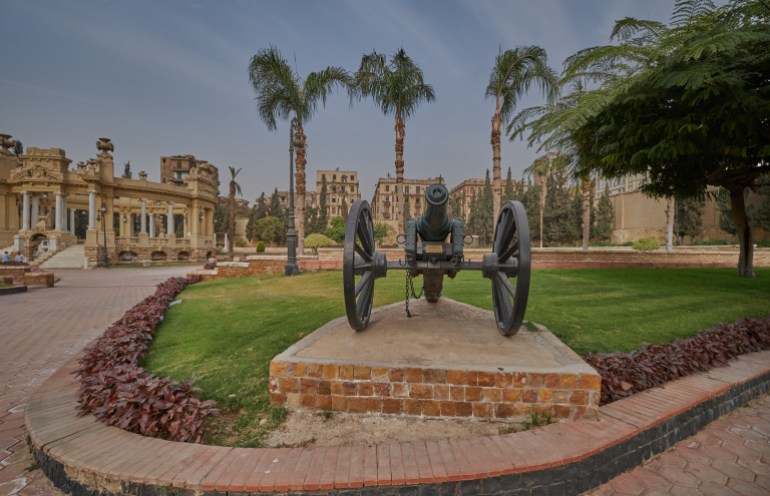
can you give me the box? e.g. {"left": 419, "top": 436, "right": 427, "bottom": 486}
{"left": 0, "top": 134, "right": 218, "bottom": 266}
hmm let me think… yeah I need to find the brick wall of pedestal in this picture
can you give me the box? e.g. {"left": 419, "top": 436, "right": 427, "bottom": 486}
{"left": 268, "top": 360, "right": 600, "bottom": 420}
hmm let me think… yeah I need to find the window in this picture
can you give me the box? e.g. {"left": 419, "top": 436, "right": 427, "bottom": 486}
{"left": 416, "top": 186, "right": 420, "bottom": 194}
{"left": 385, "top": 185, "right": 389, "bottom": 192}
{"left": 333, "top": 175, "right": 336, "bottom": 181}
{"left": 405, "top": 186, "right": 410, "bottom": 194}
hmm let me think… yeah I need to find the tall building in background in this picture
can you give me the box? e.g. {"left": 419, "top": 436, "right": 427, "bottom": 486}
{"left": 160, "top": 155, "right": 215, "bottom": 184}
{"left": 371, "top": 175, "right": 445, "bottom": 228}
{"left": 448, "top": 178, "right": 485, "bottom": 223}
{"left": 316, "top": 168, "right": 361, "bottom": 220}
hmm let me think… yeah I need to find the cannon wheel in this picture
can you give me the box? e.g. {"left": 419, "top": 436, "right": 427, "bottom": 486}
{"left": 343, "top": 200, "right": 377, "bottom": 331}
{"left": 491, "top": 201, "right": 531, "bottom": 336}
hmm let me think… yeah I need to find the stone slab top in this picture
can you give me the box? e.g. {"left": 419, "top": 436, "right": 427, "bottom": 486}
{"left": 278, "top": 298, "right": 594, "bottom": 375}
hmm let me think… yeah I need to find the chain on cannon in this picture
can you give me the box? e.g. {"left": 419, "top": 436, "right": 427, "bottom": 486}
{"left": 342, "top": 183, "right": 531, "bottom": 336}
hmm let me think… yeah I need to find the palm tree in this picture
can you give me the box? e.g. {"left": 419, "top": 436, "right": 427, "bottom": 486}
{"left": 523, "top": 153, "right": 564, "bottom": 248}
{"left": 228, "top": 166, "right": 242, "bottom": 261}
{"left": 486, "top": 46, "right": 557, "bottom": 222}
{"left": 248, "top": 46, "right": 350, "bottom": 254}
{"left": 355, "top": 48, "right": 435, "bottom": 228}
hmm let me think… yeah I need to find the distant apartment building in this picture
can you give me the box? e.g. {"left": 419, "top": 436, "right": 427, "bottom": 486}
{"left": 160, "top": 155, "right": 214, "bottom": 184}
{"left": 371, "top": 175, "right": 445, "bottom": 227}
{"left": 317, "top": 168, "right": 361, "bottom": 219}
{"left": 448, "top": 178, "right": 485, "bottom": 223}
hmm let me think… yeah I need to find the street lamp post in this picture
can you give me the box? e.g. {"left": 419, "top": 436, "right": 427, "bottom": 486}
{"left": 97, "top": 206, "right": 109, "bottom": 268}
{"left": 285, "top": 118, "right": 300, "bottom": 276}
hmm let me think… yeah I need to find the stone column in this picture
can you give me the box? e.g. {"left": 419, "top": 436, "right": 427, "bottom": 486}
{"left": 88, "top": 191, "right": 96, "bottom": 229}
{"left": 140, "top": 200, "right": 147, "bottom": 234}
{"left": 69, "top": 208, "right": 76, "bottom": 235}
{"left": 149, "top": 214, "right": 155, "bottom": 238}
{"left": 55, "top": 193, "right": 62, "bottom": 231}
{"left": 31, "top": 194, "right": 40, "bottom": 227}
{"left": 167, "top": 202, "right": 175, "bottom": 236}
{"left": 22, "top": 191, "right": 30, "bottom": 230}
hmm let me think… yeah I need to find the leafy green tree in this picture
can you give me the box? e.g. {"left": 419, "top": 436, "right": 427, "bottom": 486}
{"left": 449, "top": 196, "right": 463, "bottom": 223}
{"left": 122, "top": 161, "right": 132, "bottom": 179}
{"left": 520, "top": 179, "right": 540, "bottom": 246}
{"left": 255, "top": 216, "right": 285, "bottom": 245}
{"left": 246, "top": 205, "right": 259, "bottom": 242}
{"left": 542, "top": 163, "right": 572, "bottom": 245}
{"left": 248, "top": 46, "right": 351, "bottom": 255}
{"left": 593, "top": 186, "right": 614, "bottom": 242}
{"left": 255, "top": 192, "right": 269, "bottom": 219}
{"left": 468, "top": 170, "right": 494, "bottom": 246}
{"left": 354, "top": 48, "right": 435, "bottom": 227}
{"left": 748, "top": 175, "right": 770, "bottom": 232}
{"left": 318, "top": 175, "right": 329, "bottom": 229}
{"left": 560, "top": 0, "right": 770, "bottom": 276}
{"left": 402, "top": 200, "right": 411, "bottom": 230}
{"left": 214, "top": 200, "right": 229, "bottom": 234}
{"left": 227, "top": 166, "right": 242, "bottom": 260}
{"left": 323, "top": 216, "right": 346, "bottom": 243}
{"left": 503, "top": 167, "right": 516, "bottom": 203}
{"left": 486, "top": 46, "right": 557, "bottom": 221}
{"left": 373, "top": 223, "right": 391, "bottom": 245}
{"left": 675, "top": 196, "right": 705, "bottom": 241}
{"left": 304, "top": 233, "right": 335, "bottom": 254}
{"left": 269, "top": 188, "right": 283, "bottom": 219}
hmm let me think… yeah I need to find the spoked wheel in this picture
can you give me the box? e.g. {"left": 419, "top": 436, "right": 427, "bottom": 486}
{"left": 483, "top": 200, "right": 531, "bottom": 336}
{"left": 343, "top": 200, "right": 386, "bottom": 331}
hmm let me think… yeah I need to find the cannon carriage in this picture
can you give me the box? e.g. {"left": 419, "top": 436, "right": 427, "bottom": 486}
{"left": 343, "top": 183, "right": 531, "bottom": 336}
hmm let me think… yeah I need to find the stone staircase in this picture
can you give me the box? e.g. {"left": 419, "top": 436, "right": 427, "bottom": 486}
{"left": 39, "top": 244, "right": 85, "bottom": 269}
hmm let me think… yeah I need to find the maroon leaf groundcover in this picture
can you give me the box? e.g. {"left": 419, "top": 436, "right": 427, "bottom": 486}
{"left": 584, "top": 316, "right": 770, "bottom": 405}
{"left": 76, "top": 276, "right": 218, "bottom": 443}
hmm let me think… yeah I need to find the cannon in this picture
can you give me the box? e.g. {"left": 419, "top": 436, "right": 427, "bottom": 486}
{"left": 343, "top": 183, "right": 531, "bottom": 336}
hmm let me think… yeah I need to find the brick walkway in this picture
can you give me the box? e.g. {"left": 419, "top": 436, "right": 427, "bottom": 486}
{"left": 2, "top": 268, "right": 769, "bottom": 495}
{"left": 0, "top": 267, "right": 191, "bottom": 496}
{"left": 588, "top": 395, "right": 770, "bottom": 495}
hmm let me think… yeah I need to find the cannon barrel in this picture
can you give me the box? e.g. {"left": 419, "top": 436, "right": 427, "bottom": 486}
{"left": 416, "top": 184, "right": 452, "bottom": 242}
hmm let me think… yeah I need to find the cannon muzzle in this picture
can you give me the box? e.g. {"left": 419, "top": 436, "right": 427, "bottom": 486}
{"left": 416, "top": 184, "right": 451, "bottom": 242}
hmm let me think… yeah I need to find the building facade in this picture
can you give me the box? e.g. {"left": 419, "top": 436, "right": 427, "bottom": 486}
{"left": 448, "top": 178, "right": 485, "bottom": 223}
{"left": 371, "top": 176, "right": 445, "bottom": 236}
{"left": 316, "top": 168, "right": 361, "bottom": 220}
{"left": 0, "top": 134, "right": 218, "bottom": 265}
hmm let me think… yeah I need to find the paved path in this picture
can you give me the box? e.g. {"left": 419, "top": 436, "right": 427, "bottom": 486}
{"left": 588, "top": 395, "right": 770, "bottom": 495}
{"left": 0, "top": 267, "right": 191, "bottom": 496}
{"left": 1, "top": 268, "right": 768, "bottom": 496}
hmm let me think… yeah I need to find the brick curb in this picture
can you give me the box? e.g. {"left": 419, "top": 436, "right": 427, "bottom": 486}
{"left": 26, "top": 350, "right": 770, "bottom": 496}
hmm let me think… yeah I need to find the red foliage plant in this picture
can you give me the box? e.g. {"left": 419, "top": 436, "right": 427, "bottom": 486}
{"left": 76, "top": 276, "right": 218, "bottom": 443}
{"left": 584, "top": 316, "right": 770, "bottom": 405}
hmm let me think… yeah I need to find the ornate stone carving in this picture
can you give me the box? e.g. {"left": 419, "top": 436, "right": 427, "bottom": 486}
{"left": 96, "top": 137, "right": 114, "bottom": 154}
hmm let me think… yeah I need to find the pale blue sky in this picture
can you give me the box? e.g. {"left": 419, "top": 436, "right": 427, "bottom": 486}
{"left": 1, "top": 0, "right": 674, "bottom": 202}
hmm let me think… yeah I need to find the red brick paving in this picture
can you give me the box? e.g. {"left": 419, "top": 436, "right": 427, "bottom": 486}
{"left": 3, "top": 268, "right": 770, "bottom": 495}
{"left": 0, "top": 267, "right": 194, "bottom": 496}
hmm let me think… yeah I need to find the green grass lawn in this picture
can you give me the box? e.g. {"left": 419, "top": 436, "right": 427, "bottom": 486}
{"left": 142, "top": 267, "right": 770, "bottom": 446}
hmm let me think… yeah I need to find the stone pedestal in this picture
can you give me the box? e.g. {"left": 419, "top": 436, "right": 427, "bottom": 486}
{"left": 270, "top": 299, "right": 600, "bottom": 421}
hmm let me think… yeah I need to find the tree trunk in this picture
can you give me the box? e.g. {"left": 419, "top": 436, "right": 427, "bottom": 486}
{"left": 537, "top": 174, "right": 547, "bottom": 248}
{"left": 729, "top": 186, "right": 754, "bottom": 277}
{"left": 665, "top": 197, "right": 674, "bottom": 253}
{"left": 295, "top": 124, "right": 307, "bottom": 255}
{"left": 229, "top": 182, "right": 235, "bottom": 260}
{"left": 581, "top": 178, "right": 592, "bottom": 252}
{"left": 491, "top": 99, "right": 502, "bottom": 224}
{"left": 395, "top": 109, "right": 405, "bottom": 230}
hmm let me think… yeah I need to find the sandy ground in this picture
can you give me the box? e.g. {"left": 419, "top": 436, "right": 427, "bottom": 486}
{"left": 263, "top": 411, "right": 529, "bottom": 447}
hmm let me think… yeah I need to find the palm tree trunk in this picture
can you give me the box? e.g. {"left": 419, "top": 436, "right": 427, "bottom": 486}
{"left": 491, "top": 100, "right": 502, "bottom": 225}
{"left": 395, "top": 110, "right": 405, "bottom": 230}
{"left": 729, "top": 186, "right": 754, "bottom": 277}
{"left": 295, "top": 124, "right": 307, "bottom": 255}
{"left": 229, "top": 182, "right": 235, "bottom": 260}
{"left": 581, "top": 178, "right": 592, "bottom": 252}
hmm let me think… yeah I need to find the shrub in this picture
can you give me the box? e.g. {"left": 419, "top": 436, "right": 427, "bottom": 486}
{"left": 304, "top": 233, "right": 335, "bottom": 254}
{"left": 76, "top": 276, "right": 218, "bottom": 443}
{"left": 255, "top": 241, "right": 266, "bottom": 253}
{"left": 584, "top": 316, "right": 770, "bottom": 405}
{"left": 632, "top": 237, "right": 660, "bottom": 251}
{"left": 234, "top": 238, "right": 247, "bottom": 248}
